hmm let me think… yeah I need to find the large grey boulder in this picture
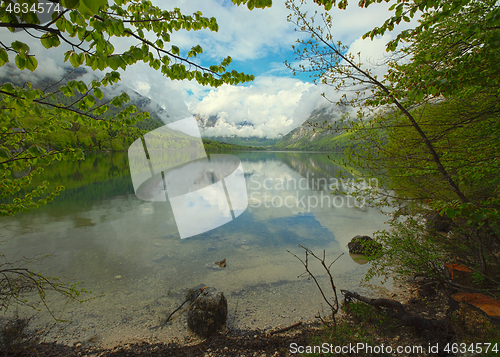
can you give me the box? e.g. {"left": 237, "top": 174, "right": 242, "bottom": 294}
{"left": 187, "top": 292, "right": 227, "bottom": 338}
{"left": 347, "top": 235, "right": 381, "bottom": 255}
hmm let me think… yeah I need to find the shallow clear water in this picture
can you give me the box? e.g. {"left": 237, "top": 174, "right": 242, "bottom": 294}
{"left": 0, "top": 151, "right": 392, "bottom": 346}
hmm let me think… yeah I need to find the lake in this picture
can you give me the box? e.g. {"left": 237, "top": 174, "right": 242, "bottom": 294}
{"left": 0, "top": 151, "right": 392, "bottom": 346}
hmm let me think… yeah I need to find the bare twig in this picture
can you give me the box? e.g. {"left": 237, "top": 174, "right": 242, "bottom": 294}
{"left": 0, "top": 253, "right": 91, "bottom": 321}
{"left": 288, "top": 245, "right": 343, "bottom": 330}
{"left": 164, "top": 286, "right": 208, "bottom": 325}
{"left": 269, "top": 321, "right": 302, "bottom": 335}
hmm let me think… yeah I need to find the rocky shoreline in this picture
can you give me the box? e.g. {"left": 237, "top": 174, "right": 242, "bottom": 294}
{"left": 3, "top": 281, "right": 445, "bottom": 357}
{"left": 5, "top": 265, "right": 472, "bottom": 357}
{"left": 2, "top": 321, "right": 319, "bottom": 357}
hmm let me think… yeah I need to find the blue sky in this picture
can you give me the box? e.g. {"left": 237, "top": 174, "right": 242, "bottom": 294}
{"left": 0, "top": 0, "right": 416, "bottom": 138}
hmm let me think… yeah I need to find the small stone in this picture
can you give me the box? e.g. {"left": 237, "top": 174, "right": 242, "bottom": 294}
{"left": 215, "top": 258, "right": 226, "bottom": 268}
{"left": 233, "top": 239, "right": 248, "bottom": 248}
{"left": 206, "top": 243, "right": 216, "bottom": 251}
{"left": 75, "top": 342, "right": 82, "bottom": 348}
{"left": 115, "top": 275, "right": 122, "bottom": 279}
{"left": 241, "top": 245, "right": 251, "bottom": 250}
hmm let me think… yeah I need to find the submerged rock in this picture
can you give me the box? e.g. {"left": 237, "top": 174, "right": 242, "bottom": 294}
{"left": 187, "top": 291, "right": 227, "bottom": 338}
{"left": 347, "top": 235, "right": 381, "bottom": 255}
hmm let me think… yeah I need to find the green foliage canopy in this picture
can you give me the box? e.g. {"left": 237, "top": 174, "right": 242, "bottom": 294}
{"left": 287, "top": 0, "right": 500, "bottom": 291}
{"left": 0, "top": 0, "right": 272, "bottom": 216}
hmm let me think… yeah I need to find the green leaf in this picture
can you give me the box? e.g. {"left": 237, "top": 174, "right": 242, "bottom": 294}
{"left": 93, "top": 87, "right": 103, "bottom": 100}
{"left": 76, "top": 81, "right": 87, "bottom": 94}
{"left": 26, "top": 56, "right": 38, "bottom": 72}
{"left": 69, "top": 52, "right": 80, "bottom": 68}
{"left": 41, "top": 34, "right": 54, "bottom": 49}
{"left": 2, "top": 82, "right": 15, "bottom": 93}
{"left": 15, "top": 55, "right": 26, "bottom": 70}
{"left": 61, "top": 0, "right": 80, "bottom": 9}
{"left": 0, "top": 147, "right": 11, "bottom": 159}
{"left": 84, "top": 0, "right": 107, "bottom": 14}
{"left": 11, "top": 41, "right": 30, "bottom": 54}
{"left": 0, "top": 48, "right": 8, "bottom": 66}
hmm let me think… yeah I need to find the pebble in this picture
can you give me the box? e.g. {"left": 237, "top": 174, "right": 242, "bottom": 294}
{"left": 115, "top": 275, "right": 122, "bottom": 279}
{"left": 233, "top": 239, "right": 248, "bottom": 248}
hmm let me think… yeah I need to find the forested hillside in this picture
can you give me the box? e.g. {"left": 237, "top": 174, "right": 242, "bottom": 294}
{"left": 203, "top": 135, "right": 279, "bottom": 147}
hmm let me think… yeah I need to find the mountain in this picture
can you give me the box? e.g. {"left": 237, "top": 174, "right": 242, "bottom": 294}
{"left": 0, "top": 65, "right": 166, "bottom": 132}
{"left": 193, "top": 106, "right": 357, "bottom": 150}
{"left": 194, "top": 113, "right": 282, "bottom": 148}
{"left": 274, "top": 106, "right": 355, "bottom": 151}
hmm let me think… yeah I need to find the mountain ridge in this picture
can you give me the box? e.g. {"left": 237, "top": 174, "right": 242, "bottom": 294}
{"left": 274, "top": 106, "right": 354, "bottom": 151}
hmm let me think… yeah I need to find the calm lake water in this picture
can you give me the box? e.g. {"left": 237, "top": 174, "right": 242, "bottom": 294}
{"left": 1, "top": 151, "right": 392, "bottom": 346}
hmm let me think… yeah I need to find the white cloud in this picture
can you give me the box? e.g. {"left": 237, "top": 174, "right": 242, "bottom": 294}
{"left": 347, "top": 33, "right": 396, "bottom": 79}
{"left": 189, "top": 76, "right": 327, "bottom": 138}
{"left": 158, "top": 0, "right": 300, "bottom": 63}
